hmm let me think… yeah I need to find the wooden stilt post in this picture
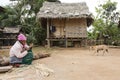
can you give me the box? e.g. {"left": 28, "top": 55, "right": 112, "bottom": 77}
{"left": 47, "top": 18, "right": 50, "bottom": 48}
{"left": 85, "top": 38, "right": 87, "bottom": 47}
{"left": 65, "top": 38, "right": 67, "bottom": 48}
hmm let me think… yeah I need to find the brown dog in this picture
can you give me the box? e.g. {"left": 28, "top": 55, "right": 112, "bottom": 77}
{"left": 89, "top": 45, "right": 109, "bottom": 56}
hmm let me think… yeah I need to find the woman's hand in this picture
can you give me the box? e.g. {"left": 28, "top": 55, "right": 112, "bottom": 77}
{"left": 27, "top": 43, "right": 33, "bottom": 51}
{"left": 29, "top": 43, "right": 33, "bottom": 48}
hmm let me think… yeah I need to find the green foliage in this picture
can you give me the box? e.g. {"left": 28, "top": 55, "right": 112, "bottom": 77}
{"left": 0, "top": 0, "right": 59, "bottom": 45}
{"left": 34, "top": 26, "right": 46, "bottom": 45}
{"left": 0, "top": 6, "right": 21, "bottom": 27}
{"left": 45, "top": 0, "right": 60, "bottom": 2}
{"left": 90, "top": 0, "right": 120, "bottom": 45}
{"left": 19, "top": 0, "right": 59, "bottom": 45}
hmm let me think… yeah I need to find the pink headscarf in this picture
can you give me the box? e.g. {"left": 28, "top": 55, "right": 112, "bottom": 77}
{"left": 17, "top": 33, "right": 27, "bottom": 41}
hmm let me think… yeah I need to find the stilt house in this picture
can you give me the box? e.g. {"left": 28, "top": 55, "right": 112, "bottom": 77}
{"left": 0, "top": 27, "right": 21, "bottom": 46}
{"left": 37, "top": 1, "right": 93, "bottom": 47}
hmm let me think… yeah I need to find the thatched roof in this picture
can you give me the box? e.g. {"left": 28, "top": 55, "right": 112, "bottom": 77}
{"left": 37, "top": 1, "right": 93, "bottom": 19}
{"left": 0, "top": 6, "right": 5, "bottom": 13}
{"left": 0, "top": 28, "right": 2, "bottom": 32}
{"left": 3, "top": 27, "right": 21, "bottom": 33}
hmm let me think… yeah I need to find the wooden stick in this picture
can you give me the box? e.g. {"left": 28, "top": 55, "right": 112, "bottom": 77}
{"left": 0, "top": 66, "right": 13, "bottom": 73}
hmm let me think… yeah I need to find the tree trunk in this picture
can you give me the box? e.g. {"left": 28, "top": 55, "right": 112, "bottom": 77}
{"left": 0, "top": 65, "right": 13, "bottom": 73}
{"left": 0, "top": 53, "right": 50, "bottom": 66}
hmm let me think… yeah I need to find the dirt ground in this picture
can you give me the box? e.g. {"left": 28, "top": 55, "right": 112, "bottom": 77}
{"left": 39, "top": 47, "right": 120, "bottom": 80}
{"left": 0, "top": 47, "right": 120, "bottom": 80}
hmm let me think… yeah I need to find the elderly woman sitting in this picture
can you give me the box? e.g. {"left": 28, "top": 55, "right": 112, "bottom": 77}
{"left": 9, "top": 33, "right": 33, "bottom": 67}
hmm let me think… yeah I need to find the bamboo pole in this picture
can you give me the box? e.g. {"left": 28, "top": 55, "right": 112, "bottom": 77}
{"left": 47, "top": 18, "right": 50, "bottom": 48}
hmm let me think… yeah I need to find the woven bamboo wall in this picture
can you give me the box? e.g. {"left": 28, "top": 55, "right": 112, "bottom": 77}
{"left": 66, "top": 18, "right": 87, "bottom": 38}
{"left": 51, "top": 19, "right": 65, "bottom": 38}
{"left": 51, "top": 18, "right": 87, "bottom": 38}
